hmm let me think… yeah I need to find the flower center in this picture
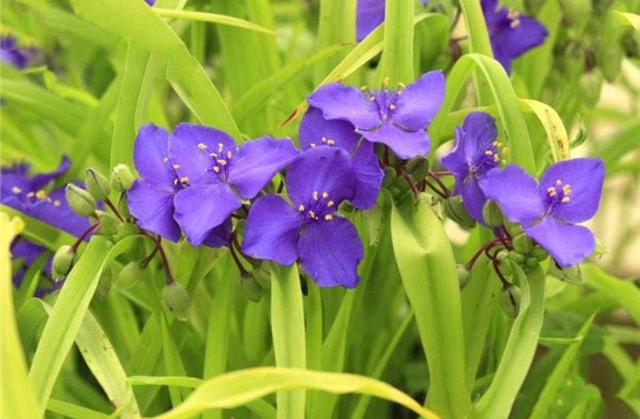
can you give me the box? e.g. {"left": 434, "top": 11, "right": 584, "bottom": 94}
{"left": 546, "top": 179, "right": 572, "bottom": 208}
{"left": 507, "top": 9, "right": 521, "bottom": 28}
{"left": 297, "top": 190, "right": 335, "bottom": 222}
{"left": 309, "top": 136, "right": 336, "bottom": 148}
{"left": 469, "top": 140, "right": 507, "bottom": 176}
{"left": 362, "top": 80, "right": 404, "bottom": 123}
{"left": 13, "top": 186, "right": 61, "bottom": 207}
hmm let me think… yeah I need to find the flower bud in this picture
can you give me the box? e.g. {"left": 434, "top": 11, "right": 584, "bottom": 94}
{"left": 240, "top": 272, "right": 264, "bottom": 302}
{"left": 52, "top": 245, "right": 75, "bottom": 281}
{"left": 444, "top": 196, "right": 476, "bottom": 229}
{"left": 96, "top": 210, "right": 119, "bottom": 236}
{"left": 162, "top": 282, "right": 190, "bottom": 321}
{"left": 512, "top": 234, "right": 533, "bottom": 254}
{"left": 456, "top": 264, "right": 470, "bottom": 288}
{"left": 504, "top": 221, "right": 523, "bottom": 237}
{"left": 116, "top": 222, "right": 138, "bottom": 240}
{"left": 508, "top": 251, "right": 526, "bottom": 264}
{"left": 381, "top": 167, "right": 397, "bottom": 188}
{"left": 111, "top": 164, "right": 135, "bottom": 192}
{"left": 85, "top": 168, "right": 111, "bottom": 200}
{"left": 531, "top": 246, "right": 548, "bottom": 261}
{"left": 496, "top": 250, "right": 513, "bottom": 275}
{"left": 500, "top": 286, "right": 521, "bottom": 318}
{"left": 116, "top": 261, "right": 145, "bottom": 289}
{"left": 65, "top": 184, "right": 96, "bottom": 217}
{"left": 404, "top": 157, "right": 429, "bottom": 180}
{"left": 482, "top": 201, "right": 503, "bottom": 227}
{"left": 525, "top": 256, "right": 538, "bottom": 268}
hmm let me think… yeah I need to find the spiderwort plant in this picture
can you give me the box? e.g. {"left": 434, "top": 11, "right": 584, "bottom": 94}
{"left": 441, "top": 112, "right": 506, "bottom": 223}
{"left": 308, "top": 71, "right": 445, "bottom": 159}
{"left": 356, "top": 0, "right": 429, "bottom": 41}
{"left": 480, "top": 158, "right": 605, "bottom": 267}
{"left": 481, "top": 0, "right": 548, "bottom": 73}
{"left": 242, "top": 147, "right": 364, "bottom": 288}
{"left": 0, "top": 34, "right": 36, "bottom": 69}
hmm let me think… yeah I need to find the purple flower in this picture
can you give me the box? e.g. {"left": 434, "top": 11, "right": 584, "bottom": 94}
{"left": 1, "top": 156, "right": 90, "bottom": 236}
{"left": 308, "top": 71, "right": 445, "bottom": 159}
{"left": 242, "top": 147, "right": 364, "bottom": 288}
{"left": 145, "top": 0, "right": 156, "bottom": 5}
{"left": 11, "top": 239, "right": 47, "bottom": 286}
{"left": 481, "top": 0, "right": 548, "bottom": 74}
{"left": 127, "top": 124, "right": 233, "bottom": 246}
{"left": 356, "top": 0, "right": 429, "bottom": 41}
{"left": 479, "top": 159, "right": 605, "bottom": 267}
{"left": 0, "top": 35, "right": 36, "bottom": 69}
{"left": 299, "top": 107, "right": 383, "bottom": 209}
{"left": 441, "top": 112, "right": 505, "bottom": 223}
{"left": 168, "top": 123, "right": 298, "bottom": 246}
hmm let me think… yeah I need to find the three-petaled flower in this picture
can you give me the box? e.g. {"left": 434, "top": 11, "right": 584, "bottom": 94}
{"left": 441, "top": 112, "right": 506, "bottom": 223}
{"left": 308, "top": 71, "right": 445, "bottom": 160}
{"left": 242, "top": 147, "right": 364, "bottom": 288}
{"left": 481, "top": 0, "right": 548, "bottom": 74}
{"left": 479, "top": 158, "right": 605, "bottom": 267}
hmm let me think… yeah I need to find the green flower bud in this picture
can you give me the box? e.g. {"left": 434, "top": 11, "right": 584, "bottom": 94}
{"left": 162, "top": 282, "right": 191, "bottom": 321}
{"left": 117, "top": 195, "right": 131, "bottom": 219}
{"left": 381, "top": 167, "right": 397, "bottom": 187}
{"left": 251, "top": 263, "right": 271, "bottom": 289}
{"left": 496, "top": 251, "right": 513, "bottom": 275}
{"left": 116, "top": 261, "right": 145, "bottom": 289}
{"left": 404, "top": 157, "right": 429, "bottom": 180}
{"left": 85, "top": 168, "right": 111, "bottom": 200}
{"left": 96, "top": 210, "right": 119, "bottom": 236}
{"left": 116, "top": 222, "right": 138, "bottom": 240}
{"left": 525, "top": 256, "right": 538, "bottom": 268}
{"left": 500, "top": 286, "right": 521, "bottom": 318}
{"left": 512, "top": 234, "right": 533, "bottom": 254}
{"left": 65, "top": 184, "right": 97, "bottom": 217}
{"left": 504, "top": 221, "right": 523, "bottom": 237}
{"left": 240, "top": 272, "right": 264, "bottom": 302}
{"left": 52, "top": 245, "right": 75, "bottom": 281}
{"left": 482, "top": 201, "right": 503, "bottom": 227}
{"left": 97, "top": 266, "right": 112, "bottom": 299}
{"left": 508, "top": 251, "right": 526, "bottom": 264}
{"left": 444, "top": 196, "right": 476, "bottom": 229}
{"left": 111, "top": 164, "right": 135, "bottom": 192}
{"left": 531, "top": 246, "right": 548, "bottom": 261}
{"left": 456, "top": 264, "right": 471, "bottom": 288}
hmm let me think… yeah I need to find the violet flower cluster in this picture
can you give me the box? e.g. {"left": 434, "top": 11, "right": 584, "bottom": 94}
{"left": 126, "top": 70, "right": 445, "bottom": 288}
{"left": 0, "top": 34, "right": 37, "bottom": 69}
{"left": 442, "top": 112, "right": 604, "bottom": 268}
{"left": 2, "top": 157, "right": 89, "bottom": 291}
{"left": 355, "top": 0, "right": 547, "bottom": 73}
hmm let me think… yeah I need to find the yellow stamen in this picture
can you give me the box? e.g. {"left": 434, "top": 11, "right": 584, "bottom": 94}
{"left": 210, "top": 152, "right": 217, "bottom": 158}
{"left": 321, "top": 136, "right": 328, "bottom": 143}
{"left": 360, "top": 85, "right": 368, "bottom": 91}
{"left": 308, "top": 210, "right": 316, "bottom": 219}
{"left": 213, "top": 166, "right": 220, "bottom": 173}
{"left": 197, "top": 143, "right": 208, "bottom": 150}
{"left": 173, "top": 164, "right": 181, "bottom": 169}
{"left": 310, "top": 143, "right": 317, "bottom": 148}
{"left": 493, "top": 154, "right": 500, "bottom": 162}
{"left": 369, "top": 96, "right": 376, "bottom": 101}
{"left": 227, "top": 151, "right": 233, "bottom": 159}
{"left": 327, "top": 139, "right": 336, "bottom": 146}
{"left": 11, "top": 186, "right": 21, "bottom": 194}
{"left": 180, "top": 176, "right": 189, "bottom": 184}
{"left": 313, "top": 191, "right": 319, "bottom": 201}
{"left": 218, "top": 143, "right": 224, "bottom": 151}
{"left": 561, "top": 196, "right": 571, "bottom": 203}
{"left": 217, "top": 159, "right": 227, "bottom": 166}
{"left": 324, "top": 214, "right": 333, "bottom": 221}
{"left": 26, "top": 192, "right": 34, "bottom": 198}
{"left": 53, "top": 200, "right": 61, "bottom": 207}
{"left": 383, "top": 76, "right": 390, "bottom": 86}
{"left": 298, "top": 204, "right": 305, "bottom": 212}
{"left": 485, "top": 150, "right": 494, "bottom": 156}
{"left": 163, "top": 157, "right": 169, "bottom": 163}
{"left": 322, "top": 192, "right": 329, "bottom": 199}
{"left": 556, "top": 179, "right": 562, "bottom": 185}
{"left": 327, "top": 200, "right": 335, "bottom": 207}
{"left": 35, "top": 190, "right": 47, "bottom": 200}
{"left": 389, "top": 104, "right": 396, "bottom": 111}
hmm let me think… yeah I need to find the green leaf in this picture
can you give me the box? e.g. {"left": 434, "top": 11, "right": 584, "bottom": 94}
{"left": 154, "top": 8, "right": 275, "bottom": 35}
{"left": 0, "top": 205, "right": 75, "bottom": 249}
{"left": 583, "top": 264, "right": 640, "bottom": 326}
{"left": 46, "top": 399, "right": 110, "bottom": 419}
{"left": 0, "top": 214, "right": 39, "bottom": 419}
{"left": 469, "top": 266, "right": 546, "bottom": 419}
{"left": 390, "top": 195, "right": 470, "bottom": 419}
{"left": 459, "top": 0, "right": 494, "bottom": 56}
{"left": 430, "top": 54, "right": 535, "bottom": 173}
{"left": 270, "top": 263, "right": 306, "bottom": 419}
{"left": 379, "top": 0, "right": 415, "bottom": 84}
{"left": 149, "top": 367, "right": 439, "bottom": 419}
{"left": 70, "top": 0, "right": 240, "bottom": 137}
{"left": 530, "top": 313, "right": 597, "bottom": 419}
{"left": 28, "top": 235, "right": 145, "bottom": 417}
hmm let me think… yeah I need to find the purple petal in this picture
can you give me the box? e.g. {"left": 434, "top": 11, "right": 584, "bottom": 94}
{"left": 298, "top": 216, "right": 363, "bottom": 288}
{"left": 393, "top": 71, "right": 445, "bottom": 131}
{"left": 525, "top": 217, "right": 595, "bottom": 268}
{"left": 460, "top": 178, "right": 487, "bottom": 223}
{"left": 360, "top": 122, "right": 430, "bottom": 159}
{"left": 31, "top": 156, "right": 71, "bottom": 191}
{"left": 308, "top": 83, "right": 380, "bottom": 130}
{"left": 170, "top": 123, "right": 236, "bottom": 186}
{"left": 202, "top": 218, "right": 232, "bottom": 248}
{"left": 29, "top": 186, "right": 91, "bottom": 237}
{"left": 128, "top": 180, "right": 181, "bottom": 242}
{"left": 488, "top": 13, "right": 548, "bottom": 73}
{"left": 228, "top": 137, "right": 298, "bottom": 199}
{"left": 134, "top": 124, "right": 175, "bottom": 187}
{"left": 350, "top": 141, "right": 383, "bottom": 209}
{"left": 286, "top": 147, "right": 356, "bottom": 208}
{"left": 479, "top": 165, "right": 545, "bottom": 225}
{"left": 11, "top": 239, "right": 46, "bottom": 266}
{"left": 356, "top": 0, "right": 385, "bottom": 41}
{"left": 299, "top": 107, "right": 360, "bottom": 153}
{"left": 173, "top": 183, "right": 241, "bottom": 246}
{"left": 460, "top": 112, "right": 498, "bottom": 163}
{"left": 441, "top": 128, "right": 471, "bottom": 178}
{"left": 539, "top": 158, "right": 605, "bottom": 224}
{"left": 241, "top": 195, "right": 305, "bottom": 265}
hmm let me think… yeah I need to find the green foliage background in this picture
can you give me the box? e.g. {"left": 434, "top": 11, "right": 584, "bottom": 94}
{"left": 1, "top": 0, "right": 640, "bottom": 418}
